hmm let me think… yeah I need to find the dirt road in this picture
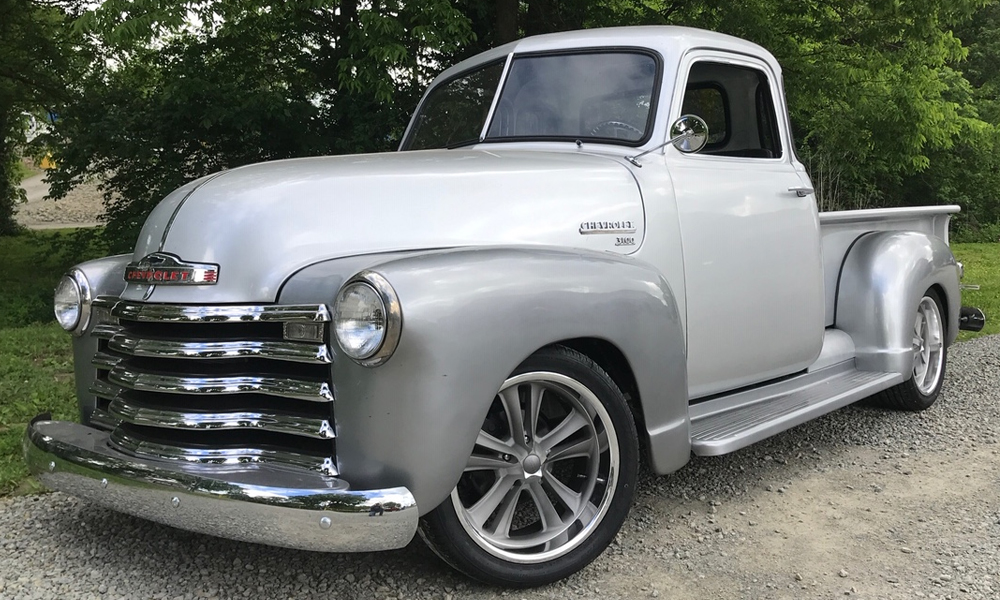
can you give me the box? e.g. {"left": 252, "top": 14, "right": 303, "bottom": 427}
{"left": 14, "top": 173, "right": 103, "bottom": 229}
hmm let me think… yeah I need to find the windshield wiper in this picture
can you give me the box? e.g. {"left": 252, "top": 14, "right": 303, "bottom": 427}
{"left": 446, "top": 138, "right": 483, "bottom": 149}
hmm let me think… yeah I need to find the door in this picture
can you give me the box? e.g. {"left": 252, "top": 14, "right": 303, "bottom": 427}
{"left": 667, "top": 52, "right": 825, "bottom": 399}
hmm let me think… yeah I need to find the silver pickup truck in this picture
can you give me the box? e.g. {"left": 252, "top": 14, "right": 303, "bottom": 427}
{"left": 26, "top": 26, "right": 986, "bottom": 586}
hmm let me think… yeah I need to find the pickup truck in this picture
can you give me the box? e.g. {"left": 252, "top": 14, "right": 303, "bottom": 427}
{"left": 26, "top": 25, "right": 986, "bottom": 586}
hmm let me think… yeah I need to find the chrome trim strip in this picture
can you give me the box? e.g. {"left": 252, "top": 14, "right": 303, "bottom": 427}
{"left": 89, "top": 409, "right": 120, "bottom": 431}
{"left": 68, "top": 268, "right": 93, "bottom": 337}
{"left": 107, "top": 366, "right": 334, "bottom": 403}
{"left": 24, "top": 420, "right": 417, "bottom": 553}
{"left": 90, "top": 380, "right": 121, "bottom": 401}
{"left": 479, "top": 52, "right": 514, "bottom": 141}
{"left": 110, "top": 427, "right": 337, "bottom": 475}
{"left": 93, "top": 296, "right": 331, "bottom": 323}
{"left": 92, "top": 352, "right": 122, "bottom": 370}
{"left": 91, "top": 324, "right": 119, "bottom": 340}
{"left": 105, "top": 331, "right": 332, "bottom": 364}
{"left": 108, "top": 397, "right": 335, "bottom": 440}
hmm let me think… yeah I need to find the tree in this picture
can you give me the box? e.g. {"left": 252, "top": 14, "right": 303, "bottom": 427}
{"left": 0, "top": 0, "right": 84, "bottom": 235}
{"left": 48, "top": 0, "right": 474, "bottom": 250}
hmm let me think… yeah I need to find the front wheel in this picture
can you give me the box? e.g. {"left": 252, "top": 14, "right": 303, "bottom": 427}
{"left": 875, "top": 289, "right": 948, "bottom": 411}
{"left": 419, "top": 345, "right": 639, "bottom": 587}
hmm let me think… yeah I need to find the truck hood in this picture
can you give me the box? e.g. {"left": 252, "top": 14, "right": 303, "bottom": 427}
{"left": 125, "top": 149, "right": 645, "bottom": 303}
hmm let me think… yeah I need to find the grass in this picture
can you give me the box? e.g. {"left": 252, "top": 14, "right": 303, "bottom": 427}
{"left": 15, "top": 161, "right": 42, "bottom": 183}
{"left": 952, "top": 243, "right": 1000, "bottom": 339}
{"left": 0, "top": 234, "right": 995, "bottom": 496}
{"left": 0, "top": 230, "right": 106, "bottom": 495}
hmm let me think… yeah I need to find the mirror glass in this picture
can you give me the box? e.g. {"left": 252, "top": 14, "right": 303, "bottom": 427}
{"left": 669, "top": 115, "right": 709, "bottom": 153}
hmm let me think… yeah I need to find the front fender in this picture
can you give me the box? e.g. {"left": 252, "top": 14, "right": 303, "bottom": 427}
{"left": 835, "top": 231, "right": 960, "bottom": 376}
{"left": 283, "top": 247, "right": 688, "bottom": 514}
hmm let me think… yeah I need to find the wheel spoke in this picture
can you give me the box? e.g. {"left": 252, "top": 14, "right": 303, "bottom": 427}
{"left": 465, "top": 453, "right": 512, "bottom": 472}
{"left": 526, "top": 479, "right": 564, "bottom": 532}
{"left": 467, "top": 475, "right": 519, "bottom": 528}
{"left": 489, "top": 484, "right": 522, "bottom": 537}
{"left": 539, "top": 410, "right": 589, "bottom": 453}
{"left": 543, "top": 470, "right": 583, "bottom": 513}
{"left": 547, "top": 436, "right": 595, "bottom": 463}
{"left": 474, "top": 430, "right": 513, "bottom": 455}
{"left": 499, "top": 387, "right": 526, "bottom": 446}
{"left": 576, "top": 499, "right": 598, "bottom": 528}
{"left": 527, "top": 383, "right": 544, "bottom": 441}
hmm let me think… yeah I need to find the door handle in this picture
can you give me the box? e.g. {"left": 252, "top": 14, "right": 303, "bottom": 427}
{"left": 788, "top": 186, "right": 814, "bottom": 197}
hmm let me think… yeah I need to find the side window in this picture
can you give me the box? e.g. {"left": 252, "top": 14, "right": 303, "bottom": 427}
{"left": 680, "top": 62, "right": 783, "bottom": 159}
{"left": 681, "top": 85, "right": 728, "bottom": 149}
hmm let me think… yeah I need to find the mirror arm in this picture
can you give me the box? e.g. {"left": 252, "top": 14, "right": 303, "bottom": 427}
{"left": 624, "top": 131, "right": 694, "bottom": 167}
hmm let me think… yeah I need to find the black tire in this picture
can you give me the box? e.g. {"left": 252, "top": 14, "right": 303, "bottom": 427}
{"left": 874, "top": 289, "right": 948, "bottom": 411}
{"left": 419, "top": 345, "right": 639, "bottom": 587}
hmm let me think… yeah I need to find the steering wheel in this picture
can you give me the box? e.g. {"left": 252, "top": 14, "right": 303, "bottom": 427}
{"left": 589, "top": 120, "right": 643, "bottom": 139}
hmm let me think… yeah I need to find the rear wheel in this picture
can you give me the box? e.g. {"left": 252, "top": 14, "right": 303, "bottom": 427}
{"left": 419, "top": 345, "right": 639, "bottom": 587}
{"left": 875, "top": 289, "right": 947, "bottom": 411}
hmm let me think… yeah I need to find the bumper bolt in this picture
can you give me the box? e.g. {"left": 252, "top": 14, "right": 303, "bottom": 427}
{"left": 319, "top": 516, "right": 332, "bottom": 529}
{"left": 171, "top": 496, "right": 180, "bottom": 508}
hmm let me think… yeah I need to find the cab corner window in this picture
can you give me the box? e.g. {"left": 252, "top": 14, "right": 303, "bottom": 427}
{"left": 680, "top": 62, "right": 783, "bottom": 159}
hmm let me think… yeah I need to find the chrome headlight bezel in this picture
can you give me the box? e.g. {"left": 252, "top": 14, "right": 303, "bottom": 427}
{"left": 54, "top": 268, "right": 93, "bottom": 336}
{"left": 333, "top": 271, "right": 402, "bottom": 367}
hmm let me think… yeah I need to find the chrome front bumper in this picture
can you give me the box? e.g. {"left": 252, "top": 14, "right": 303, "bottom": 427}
{"left": 23, "top": 419, "right": 419, "bottom": 552}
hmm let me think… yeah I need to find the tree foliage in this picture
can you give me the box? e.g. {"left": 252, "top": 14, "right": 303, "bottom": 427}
{"left": 33, "top": 0, "right": 1000, "bottom": 248}
{"left": 46, "top": 0, "right": 473, "bottom": 249}
{"left": 0, "top": 0, "right": 86, "bottom": 235}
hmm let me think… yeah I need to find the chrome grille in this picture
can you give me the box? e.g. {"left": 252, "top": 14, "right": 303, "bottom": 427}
{"left": 89, "top": 296, "right": 336, "bottom": 475}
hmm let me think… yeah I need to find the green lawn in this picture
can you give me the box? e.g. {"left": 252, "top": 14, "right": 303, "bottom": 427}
{"left": 0, "top": 230, "right": 105, "bottom": 495}
{"left": 0, "top": 235, "right": 996, "bottom": 496}
{"left": 952, "top": 243, "right": 1000, "bottom": 339}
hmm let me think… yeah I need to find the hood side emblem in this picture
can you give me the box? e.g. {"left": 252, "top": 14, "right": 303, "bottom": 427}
{"left": 124, "top": 252, "right": 219, "bottom": 285}
{"left": 579, "top": 220, "right": 636, "bottom": 235}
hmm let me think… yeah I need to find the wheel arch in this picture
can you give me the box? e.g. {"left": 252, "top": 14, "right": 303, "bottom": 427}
{"left": 835, "top": 231, "right": 960, "bottom": 378}
{"left": 557, "top": 337, "right": 650, "bottom": 467}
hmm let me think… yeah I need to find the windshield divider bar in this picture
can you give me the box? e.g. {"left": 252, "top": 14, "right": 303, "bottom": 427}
{"left": 478, "top": 53, "right": 514, "bottom": 144}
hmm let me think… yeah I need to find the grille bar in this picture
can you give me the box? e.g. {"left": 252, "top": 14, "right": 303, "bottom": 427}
{"left": 94, "top": 296, "right": 331, "bottom": 324}
{"left": 110, "top": 427, "right": 338, "bottom": 475}
{"left": 108, "top": 397, "right": 335, "bottom": 440}
{"left": 98, "top": 326, "right": 332, "bottom": 364}
{"left": 107, "top": 365, "right": 334, "bottom": 403}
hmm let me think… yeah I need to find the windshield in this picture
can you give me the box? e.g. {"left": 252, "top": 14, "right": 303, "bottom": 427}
{"left": 404, "top": 50, "right": 659, "bottom": 150}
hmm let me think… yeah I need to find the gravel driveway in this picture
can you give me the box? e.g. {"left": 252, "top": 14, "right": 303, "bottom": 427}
{"left": 2, "top": 334, "right": 998, "bottom": 600}
{"left": 14, "top": 174, "right": 103, "bottom": 229}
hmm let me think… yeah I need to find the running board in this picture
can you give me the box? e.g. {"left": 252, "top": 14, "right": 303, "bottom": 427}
{"left": 690, "top": 362, "right": 902, "bottom": 456}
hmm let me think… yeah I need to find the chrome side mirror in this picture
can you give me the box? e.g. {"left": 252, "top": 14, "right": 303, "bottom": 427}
{"left": 669, "top": 114, "right": 709, "bottom": 153}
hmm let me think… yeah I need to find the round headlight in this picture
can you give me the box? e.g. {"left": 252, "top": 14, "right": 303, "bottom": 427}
{"left": 334, "top": 282, "right": 386, "bottom": 359}
{"left": 54, "top": 269, "right": 91, "bottom": 334}
{"left": 333, "top": 271, "right": 402, "bottom": 367}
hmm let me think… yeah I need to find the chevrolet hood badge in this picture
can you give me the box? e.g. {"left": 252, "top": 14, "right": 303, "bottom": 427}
{"left": 124, "top": 252, "right": 219, "bottom": 285}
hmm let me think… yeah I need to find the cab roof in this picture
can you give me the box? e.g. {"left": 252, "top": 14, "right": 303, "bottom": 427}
{"left": 436, "top": 26, "right": 776, "bottom": 83}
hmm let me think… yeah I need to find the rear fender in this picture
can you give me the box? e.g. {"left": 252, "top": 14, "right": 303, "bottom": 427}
{"left": 835, "top": 231, "right": 960, "bottom": 376}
